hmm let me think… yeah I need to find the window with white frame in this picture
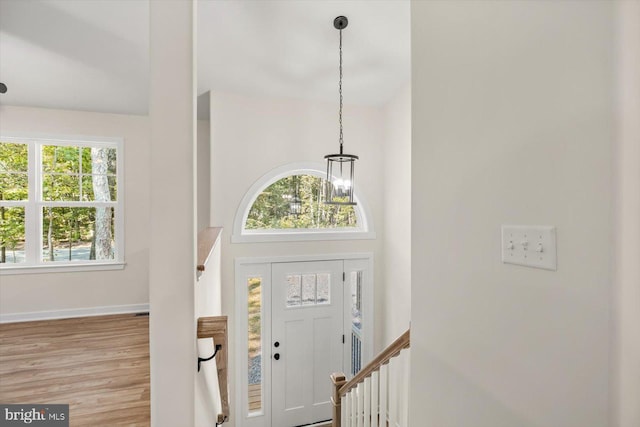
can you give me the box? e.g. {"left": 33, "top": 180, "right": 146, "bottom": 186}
{"left": 0, "top": 136, "right": 123, "bottom": 270}
{"left": 246, "top": 174, "right": 358, "bottom": 230}
{"left": 232, "top": 163, "right": 375, "bottom": 243}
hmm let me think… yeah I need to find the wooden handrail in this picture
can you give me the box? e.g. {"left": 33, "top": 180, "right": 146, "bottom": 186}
{"left": 197, "top": 316, "right": 229, "bottom": 424}
{"left": 197, "top": 227, "right": 222, "bottom": 272}
{"left": 338, "top": 328, "right": 410, "bottom": 397}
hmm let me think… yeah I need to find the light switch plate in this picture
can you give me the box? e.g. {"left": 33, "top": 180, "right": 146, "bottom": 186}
{"left": 502, "top": 225, "right": 557, "bottom": 271}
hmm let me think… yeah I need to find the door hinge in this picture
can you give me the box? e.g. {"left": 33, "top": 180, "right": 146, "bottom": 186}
{"left": 343, "top": 272, "right": 346, "bottom": 282}
{"left": 342, "top": 334, "right": 345, "bottom": 344}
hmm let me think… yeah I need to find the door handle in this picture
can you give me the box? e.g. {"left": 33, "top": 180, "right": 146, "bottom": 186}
{"left": 274, "top": 353, "right": 280, "bottom": 360}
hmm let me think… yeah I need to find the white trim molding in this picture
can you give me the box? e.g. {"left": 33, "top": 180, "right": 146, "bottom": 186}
{"left": 231, "top": 162, "right": 376, "bottom": 243}
{"left": 234, "top": 253, "right": 374, "bottom": 427}
{"left": 0, "top": 303, "right": 149, "bottom": 323}
{"left": 0, "top": 262, "right": 126, "bottom": 275}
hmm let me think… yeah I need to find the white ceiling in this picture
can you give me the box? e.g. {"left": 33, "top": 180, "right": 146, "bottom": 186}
{"left": 0, "top": 0, "right": 410, "bottom": 116}
{"left": 0, "top": 0, "right": 150, "bottom": 115}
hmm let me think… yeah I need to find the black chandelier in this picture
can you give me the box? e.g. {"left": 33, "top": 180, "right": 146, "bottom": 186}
{"left": 324, "top": 16, "right": 358, "bottom": 206}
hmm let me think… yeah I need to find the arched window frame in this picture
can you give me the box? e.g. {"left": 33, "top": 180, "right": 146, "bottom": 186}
{"left": 232, "top": 162, "right": 375, "bottom": 243}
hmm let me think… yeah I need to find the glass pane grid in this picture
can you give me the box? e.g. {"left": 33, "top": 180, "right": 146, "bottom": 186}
{"left": 0, "top": 172, "right": 28, "bottom": 201}
{"left": 41, "top": 207, "right": 114, "bottom": 262}
{"left": 42, "top": 174, "right": 116, "bottom": 202}
{"left": 42, "top": 146, "right": 81, "bottom": 174}
{"left": 302, "top": 274, "right": 316, "bottom": 305}
{"left": 286, "top": 274, "right": 302, "bottom": 307}
{"left": 351, "top": 271, "right": 362, "bottom": 331}
{"left": 286, "top": 273, "right": 331, "bottom": 307}
{"left": 316, "top": 273, "right": 330, "bottom": 304}
{"left": 0, "top": 141, "right": 120, "bottom": 267}
{"left": 0, "top": 206, "right": 26, "bottom": 264}
{"left": 42, "top": 145, "right": 117, "bottom": 202}
{"left": 0, "top": 142, "right": 28, "bottom": 172}
{"left": 350, "top": 270, "right": 363, "bottom": 376}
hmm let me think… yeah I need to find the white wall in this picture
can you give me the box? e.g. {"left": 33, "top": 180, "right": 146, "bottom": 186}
{"left": 0, "top": 106, "right": 150, "bottom": 317}
{"left": 382, "top": 83, "right": 411, "bottom": 345}
{"left": 209, "top": 91, "right": 385, "bottom": 426}
{"left": 197, "top": 118, "right": 211, "bottom": 232}
{"left": 612, "top": 1, "right": 640, "bottom": 426}
{"left": 410, "top": 1, "right": 613, "bottom": 426}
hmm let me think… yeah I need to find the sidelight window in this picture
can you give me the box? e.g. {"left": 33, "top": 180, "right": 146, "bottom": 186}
{"left": 350, "top": 271, "right": 363, "bottom": 376}
{"left": 247, "top": 276, "right": 263, "bottom": 414}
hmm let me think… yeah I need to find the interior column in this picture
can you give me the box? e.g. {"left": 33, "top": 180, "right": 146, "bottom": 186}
{"left": 149, "top": 0, "right": 196, "bottom": 425}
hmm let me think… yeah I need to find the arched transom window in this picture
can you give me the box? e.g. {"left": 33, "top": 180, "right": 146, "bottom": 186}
{"left": 246, "top": 174, "right": 357, "bottom": 230}
{"left": 232, "top": 163, "right": 374, "bottom": 243}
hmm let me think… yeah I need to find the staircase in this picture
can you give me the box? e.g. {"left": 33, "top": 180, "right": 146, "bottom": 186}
{"left": 330, "top": 329, "right": 410, "bottom": 427}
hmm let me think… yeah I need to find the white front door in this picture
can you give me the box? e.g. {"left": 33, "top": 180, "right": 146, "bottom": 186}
{"left": 271, "top": 260, "right": 344, "bottom": 427}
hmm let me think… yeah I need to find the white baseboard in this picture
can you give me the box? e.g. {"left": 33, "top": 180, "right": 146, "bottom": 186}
{"left": 0, "top": 303, "right": 150, "bottom": 324}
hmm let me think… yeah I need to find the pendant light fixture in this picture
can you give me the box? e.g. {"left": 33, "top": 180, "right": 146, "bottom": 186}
{"left": 324, "top": 16, "right": 358, "bottom": 206}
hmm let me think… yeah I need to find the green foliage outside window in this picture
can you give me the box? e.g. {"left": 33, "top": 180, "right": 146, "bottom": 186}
{"left": 0, "top": 141, "right": 117, "bottom": 264}
{"left": 41, "top": 145, "right": 117, "bottom": 202}
{"left": 0, "top": 143, "right": 28, "bottom": 263}
{"left": 245, "top": 175, "right": 357, "bottom": 230}
{"left": 0, "top": 142, "right": 28, "bottom": 200}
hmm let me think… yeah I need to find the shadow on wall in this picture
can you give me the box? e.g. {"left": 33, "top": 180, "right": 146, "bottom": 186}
{"left": 415, "top": 352, "right": 539, "bottom": 427}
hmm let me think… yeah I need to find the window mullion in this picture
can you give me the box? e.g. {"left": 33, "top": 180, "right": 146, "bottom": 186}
{"left": 78, "top": 146, "right": 83, "bottom": 202}
{"left": 114, "top": 204, "right": 123, "bottom": 262}
{"left": 39, "top": 201, "right": 117, "bottom": 208}
{"left": 25, "top": 141, "right": 39, "bottom": 265}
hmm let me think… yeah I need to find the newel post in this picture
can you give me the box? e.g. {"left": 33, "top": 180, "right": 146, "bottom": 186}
{"left": 331, "top": 373, "right": 347, "bottom": 427}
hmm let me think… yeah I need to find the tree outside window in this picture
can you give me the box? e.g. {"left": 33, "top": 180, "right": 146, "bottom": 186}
{"left": 246, "top": 175, "right": 357, "bottom": 230}
{"left": 0, "top": 138, "right": 122, "bottom": 268}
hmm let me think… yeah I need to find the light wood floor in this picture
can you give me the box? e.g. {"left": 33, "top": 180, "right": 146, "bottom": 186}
{"left": 0, "top": 314, "right": 150, "bottom": 426}
{"left": 248, "top": 383, "right": 261, "bottom": 412}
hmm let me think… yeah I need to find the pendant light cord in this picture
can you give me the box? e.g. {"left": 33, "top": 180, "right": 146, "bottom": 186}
{"left": 339, "top": 28, "right": 344, "bottom": 155}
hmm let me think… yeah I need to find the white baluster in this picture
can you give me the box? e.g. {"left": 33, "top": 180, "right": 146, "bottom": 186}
{"left": 388, "top": 357, "right": 398, "bottom": 427}
{"left": 345, "top": 392, "right": 351, "bottom": 427}
{"left": 357, "top": 382, "right": 364, "bottom": 427}
{"left": 363, "top": 376, "right": 371, "bottom": 427}
{"left": 351, "top": 388, "right": 357, "bottom": 426}
{"left": 371, "top": 371, "right": 379, "bottom": 427}
{"left": 396, "top": 351, "right": 408, "bottom": 427}
{"left": 379, "top": 363, "right": 388, "bottom": 426}
{"left": 401, "top": 349, "right": 411, "bottom": 426}
{"left": 342, "top": 393, "right": 348, "bottom": 427}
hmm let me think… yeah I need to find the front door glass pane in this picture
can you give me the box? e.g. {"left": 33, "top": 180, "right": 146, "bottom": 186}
{"left": 302, "top": 274, "right": 316, "bottom": 305}
{"left": 286, "top": 274, "right": 302, "bottom": 307}
{"left": 316, "top": 273, "right": 330, "bottom": 304}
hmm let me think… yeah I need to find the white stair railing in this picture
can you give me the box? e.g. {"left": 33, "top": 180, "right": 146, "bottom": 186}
{"left": 331, "top": 329, "right": 410, "bottom": 427}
